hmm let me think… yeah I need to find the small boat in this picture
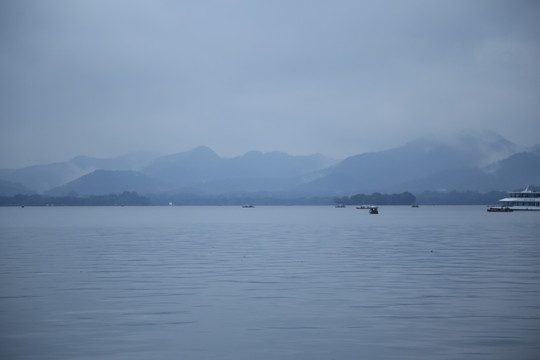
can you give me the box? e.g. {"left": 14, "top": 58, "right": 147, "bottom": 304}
{"left": 356, "top": 205, "right": 370, "bottom": 209}
{"left": 412, "top": 204, "right": 419, "bottom": 208}
{"left": 335, "top": 204, "right": 346, "bottom": 208}
{"left": 369, "top": 207, "right": 378, "bottom": 214}
{"left": 487, "top": 206, "right": 513, "bottom": 212}
{"left": 242, "top": 204, "right": 254, "bottom": 208}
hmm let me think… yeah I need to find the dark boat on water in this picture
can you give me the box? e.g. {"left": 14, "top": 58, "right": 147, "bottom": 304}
{"left": 487, "top": 206, "right": 513, "bottom": 212}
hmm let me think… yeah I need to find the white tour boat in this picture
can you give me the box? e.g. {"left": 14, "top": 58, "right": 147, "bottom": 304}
{"left": 493, "top": 186, "right": 540, "bottom": 211}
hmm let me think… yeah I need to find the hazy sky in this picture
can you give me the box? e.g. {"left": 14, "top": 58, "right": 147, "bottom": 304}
{"left": 1, "top": 0, "right": 539, "bottom": 168}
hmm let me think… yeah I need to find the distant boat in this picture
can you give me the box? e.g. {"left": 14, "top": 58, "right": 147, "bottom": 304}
{"left": 412, "top": 204, "right": 419, "bottom": 208}
{"left": 356, "top": 205, "right": 371, "bottom": 209}
{"left": 242, "top": 204, "right": 254, "bottom": 208}
{"left": 335, "top": 204, "right": 346, "bottom": 208}
{"left": 369, "top": 207, "right": 379, "bottom": 214}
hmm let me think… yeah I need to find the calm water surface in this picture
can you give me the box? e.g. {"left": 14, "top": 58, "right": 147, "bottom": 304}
{"left": 1, "top": 206, "right": 539, "bottom": 359}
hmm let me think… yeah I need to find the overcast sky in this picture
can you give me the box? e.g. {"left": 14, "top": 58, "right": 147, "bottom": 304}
{"left": 1, "top": 0, "right": 539, "bottom": 168}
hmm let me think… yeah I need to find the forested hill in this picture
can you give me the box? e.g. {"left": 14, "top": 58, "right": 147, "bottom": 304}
{"left": 333, "top": 192, "right": 417, "bottom": 205}
{"left": 0, "top": 189, "right": 520, "bottom": 206}
{"left": 0, "top": 192, "right": 149, "bottom": 206}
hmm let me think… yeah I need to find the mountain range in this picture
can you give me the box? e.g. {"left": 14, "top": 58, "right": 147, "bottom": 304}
{"left": 1, "top": 133, "right": 539, "bottom": 197}
{"left": 0, "top": 151, "right": 157, "bottom": 193}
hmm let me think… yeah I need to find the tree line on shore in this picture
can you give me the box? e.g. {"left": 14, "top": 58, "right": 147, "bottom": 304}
{"left": 0, "top": 191, "right": 150, "bottom": 206}
{"left": 333, "top": 192, "right": 416, "bottom": 206}
{"left": 0, "top": 190, "right": 511, "bottom": 206}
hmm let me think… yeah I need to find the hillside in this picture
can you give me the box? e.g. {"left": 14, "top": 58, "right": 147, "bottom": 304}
{"left": 41, "top": 148, "right": 336, "bottom": 196}
{"left": 140, "top": 147, "right": 335, "bottom": 194}
{"left": 0, "top": 179, "right": 35, "bottom": 196}
{"left": 298, "top": 137, "right": 539, "bottom": 195}
{"left": 298, "top": 139, "right": 481, "bottom": 194}
{"left": 2, "top": 135, "right": 539, "bottom": 197}
{"left": 0, "top": 151, "right": 158, "bottom": 193}
{"left": 46, "top": 170, "right": 164, "bottom": 196}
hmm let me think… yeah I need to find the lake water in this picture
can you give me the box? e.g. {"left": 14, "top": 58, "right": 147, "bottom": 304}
{"left": 1, "top": 206, "right": 539, "bottom": 359}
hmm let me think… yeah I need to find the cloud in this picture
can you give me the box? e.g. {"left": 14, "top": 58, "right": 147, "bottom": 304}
{"left": 1, "top": 0, "right": 539, "bottom": 167}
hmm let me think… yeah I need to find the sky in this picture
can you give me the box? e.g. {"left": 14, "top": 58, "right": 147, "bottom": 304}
{"left": 1, "top": 0, "right": 540, "bottom": 168}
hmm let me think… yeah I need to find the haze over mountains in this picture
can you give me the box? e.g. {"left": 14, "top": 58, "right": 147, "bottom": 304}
{"left": 0, "top": 152, "right": 157, "bottom": 193}
{"left": 1, "top": 134, "right": 539, "bottom": 198}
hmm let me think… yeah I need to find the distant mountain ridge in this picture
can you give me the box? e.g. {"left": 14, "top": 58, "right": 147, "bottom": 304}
{"left": 298, "top": 139, "right": 472, "bottom": 194}
{"left": 0, "top": 151, "right": 158, "bottom": 193}
{"left": 45, "top": 170, "right": 165, "bottom": 196}
{"left": 296, "top": 135, "right": 531, "bottom": 195}
{"left": 0, "top": 179, "right": 35, "bottom": 196}
{"left": 142, "top": 146, "right": 335, "bottom": 194}
{"left": 396, "top": 152, "right": 540, "bottom": 193}
{"left": 46, "top": 147, "right": 337, "bottom": 196}
{"left": 1, "top": 133, "right": 539, "bottom": 197}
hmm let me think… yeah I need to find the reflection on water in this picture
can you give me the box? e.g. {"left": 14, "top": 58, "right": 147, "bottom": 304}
{"left": 1, "top": 206, "right": 539, "bottom": 359}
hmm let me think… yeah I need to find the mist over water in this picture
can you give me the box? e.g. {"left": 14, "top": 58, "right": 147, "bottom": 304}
{"left": 1, "top": 206, "right": 539, "bottom": 359}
